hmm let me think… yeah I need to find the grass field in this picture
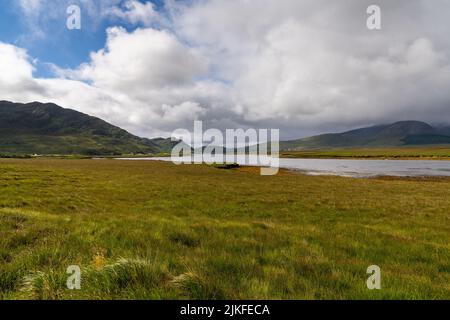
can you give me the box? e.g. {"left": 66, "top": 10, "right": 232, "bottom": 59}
{"left": 281, "top": 147, "right": 450, "bottom": 160}
{"left": 0, "top": 159, "right": 449, "bottom": 300}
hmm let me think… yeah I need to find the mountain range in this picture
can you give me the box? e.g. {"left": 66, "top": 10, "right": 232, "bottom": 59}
{"left": 0, "top": 101, "right": 174, "bottom": 156}
{"left": 281, "top": 121, "right": 450, "bottom": 150}
{"left": 0, "top": 101, "right": 449, "bottom": 156}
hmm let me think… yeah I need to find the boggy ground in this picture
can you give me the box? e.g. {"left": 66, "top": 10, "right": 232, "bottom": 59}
{"left": 0, "top": 159, "right": 449, "bottom": 299}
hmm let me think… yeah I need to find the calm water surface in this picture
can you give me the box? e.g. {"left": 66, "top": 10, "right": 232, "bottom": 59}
{"left": 119, "top": 156, "right": 450, "bottom": 178}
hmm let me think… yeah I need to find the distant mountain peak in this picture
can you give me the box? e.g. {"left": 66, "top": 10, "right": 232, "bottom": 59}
{"left": 282, "top": 120, "right": 450, "bottom": 150}
{"left": 383, "top": 120, "right": 434, "bottom": 133}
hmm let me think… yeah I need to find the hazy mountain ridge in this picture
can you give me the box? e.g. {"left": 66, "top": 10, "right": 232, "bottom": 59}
{"left": 281, "top": 121, "right": 450, "bottom": 150}
{"left": 1, "top": 101, "right": 449, "bottom": 156}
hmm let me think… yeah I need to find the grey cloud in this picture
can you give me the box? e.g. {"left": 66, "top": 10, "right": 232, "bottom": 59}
{"left": 4, "top": 0, "right": 450, "bottom": 140}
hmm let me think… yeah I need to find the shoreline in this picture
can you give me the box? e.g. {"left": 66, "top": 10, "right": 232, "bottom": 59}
{"left": 280, "top": 155, "right": 450, "bottom": 161}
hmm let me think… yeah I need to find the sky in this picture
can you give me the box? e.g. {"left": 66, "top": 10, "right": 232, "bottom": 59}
{"left": 1, "top": 0, "right": 450, "bottom": 140}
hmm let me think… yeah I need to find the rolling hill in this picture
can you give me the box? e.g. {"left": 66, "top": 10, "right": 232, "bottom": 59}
{"left": 281, "top": 121, "right": 450, "bottom": 150}
{"left": 1, "top": 101, "right": 449, "bottom": 156}
{"left": 0, "top": 101, "right": 174, "bottom": 156}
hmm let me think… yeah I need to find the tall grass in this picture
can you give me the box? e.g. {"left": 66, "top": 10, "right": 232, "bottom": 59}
{"left": 0, "top": 159, "right": 449, "bottom": 299}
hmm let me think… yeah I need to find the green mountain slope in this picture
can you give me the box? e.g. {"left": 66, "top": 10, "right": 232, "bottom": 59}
{"left": 2, "top": 101, "right": 449, "bottom": 155}
{"left": 0, "top": 101, "right": 173, "bottom": 156}
{"left": 281, "top": 121, "right": 450, "bottom": 150}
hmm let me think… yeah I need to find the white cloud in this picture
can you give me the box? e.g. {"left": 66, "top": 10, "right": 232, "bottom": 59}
{"left": 108, "top": 0, "right": 167, "bottom": 27}
{"left": 0, "top": 44, "right": 34, "bottom": 84}
{"left": 4, "top": 0, "right": 450, "bottom": 139}
{"left": 0, "top": 26, "right": 225, "bottom": 138}
{"left": 19, "top": 0, "right": 42, "bottom": 14}
{"left": 168, "top": 0, "right": 450, "bottom": 134}
{"left": 15, "top": 0, "right": 123, "bottom": 41}
{"left": 73, "top": 27, "right": 208, "bottom": 92}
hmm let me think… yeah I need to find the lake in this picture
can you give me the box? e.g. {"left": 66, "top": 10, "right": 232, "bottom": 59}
{"left": 118, "top": 156, "right": 450, "bottom": 178}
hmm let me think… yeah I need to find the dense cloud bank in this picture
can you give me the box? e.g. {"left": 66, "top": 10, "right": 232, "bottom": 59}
{"left": 1, "top": 0, "right": 450, "bottom": 139}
